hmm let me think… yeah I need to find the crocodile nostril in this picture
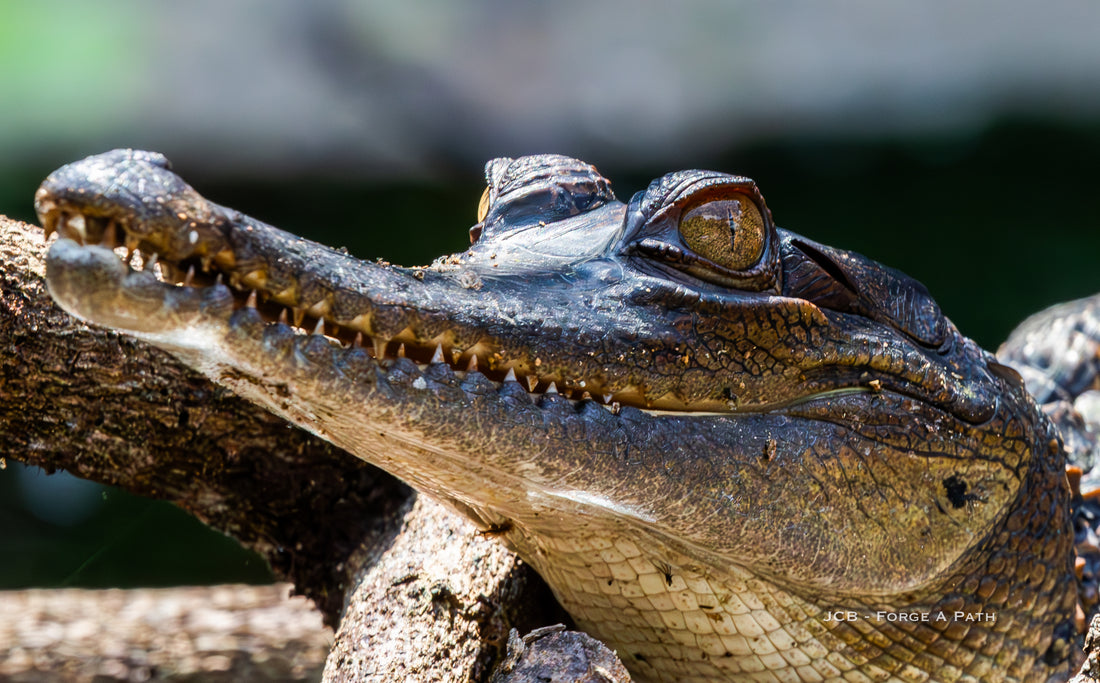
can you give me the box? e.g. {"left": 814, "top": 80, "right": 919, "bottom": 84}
{"left": 476, "top": 155, "right": 616, "bottom": 240}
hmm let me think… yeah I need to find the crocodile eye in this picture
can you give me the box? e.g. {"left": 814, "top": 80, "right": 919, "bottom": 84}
{"left": 679, "top": 198, "right": 765, "bottom": 271}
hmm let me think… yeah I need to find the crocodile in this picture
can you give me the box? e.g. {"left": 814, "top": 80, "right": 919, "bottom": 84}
{"left": 33, "top": 149, "right": 1085, "bottom": 682}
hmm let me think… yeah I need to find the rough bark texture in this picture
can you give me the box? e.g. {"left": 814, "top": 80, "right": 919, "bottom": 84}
{"left": 323, "top": 497, "right": 566, "bottom": 683}
{"left": 0, "top": 214, "right": 622, "bottom": 681}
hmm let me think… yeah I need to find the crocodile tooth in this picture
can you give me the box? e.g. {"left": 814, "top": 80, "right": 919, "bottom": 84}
{"left": 66, "top": 213, "right": 87, "bottom": 243}
{"left": 373, "top": 337, "right": 387, "bottom": 359}
{"left": 397, "top": 343, "right": 406, "bottom": 358}
{"left": 292, "top": 308, "right": 305, "bottom": 328}
{"left": 525, "top": 375, "right": 538, "bottom": 392}
{"left": 306, "top": 299, "right": 331, "bottom": 318}
{"left": 347, "top": 314, "right": 372, "bottom": 335}
{"left": 214, "top": 248, "right": 236, "bottom": 268}
{"left": 159, "top": 262, "right": 180, "bottom": 283}
{"left": 215, "top": 273, "right": 224, "bottom": 286}
{"left": 451, "top": 349, "right": 463, "bottom": 365}
{"left": 241, "top": 270, "right": 266, "bottom": 288}
{"left": 278, "top": 307, "right": 288, "bottom": 324}
{"left": 102, "top": 219, "right": 118, "bottom": 247}
{"left": 466, "top": 355, "right": 479, "bottom": 372}
{"left": 603, "top": 393, "right": 613, "bottom": 403}
{"left": 430, "top": 344, "right": 445, "bottom": 364}
{"left": 462, "top": 342, "right": 496, "bottom": 365}
{"left": 245, "top": 290, "right": 258, "bottom": 308}
{"left": 504, "top": 368, "right": 518, "bottom": 383}
{"left": 312, "top": 317, "right": 326, "bottom": 336}
{"left": 546, "top": 382, "right": 558, "bottom": 394}
{"left": 56, "top": 213, "right": 72, "bottom": 243}
{"left": 271, "top": 286, "right": 297, "bottom": 303}
{"left": 611, "top": 387, "right": 646, "bottom": 407}
{"left": 353, "top": 332, "right": 363, "bottom": 348}
{"left": 392, "top": 325, "right": 417, "bottom": 345}
{"left": 184, "top": 265, "right": 195, "bottom": 287}
{"left": 36, "top": 193, "right": 57, "bottom": 239}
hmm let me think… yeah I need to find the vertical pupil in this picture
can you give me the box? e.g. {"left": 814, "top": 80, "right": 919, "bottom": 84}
{"left": 679, "top": 198, "right": 765, "bottom": 271}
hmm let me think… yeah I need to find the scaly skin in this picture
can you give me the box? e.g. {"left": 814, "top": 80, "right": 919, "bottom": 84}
{"left": 35, "top": 150, "right": 1077, "bottom": 682}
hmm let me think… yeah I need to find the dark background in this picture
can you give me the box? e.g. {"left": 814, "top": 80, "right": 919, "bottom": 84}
{"left": 1, "top": 2, "right": 1098, "bottom": 590}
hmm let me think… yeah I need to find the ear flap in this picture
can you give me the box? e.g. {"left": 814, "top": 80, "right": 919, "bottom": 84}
{"left": 783, "top": 234, "right": 947, "bottom": 348}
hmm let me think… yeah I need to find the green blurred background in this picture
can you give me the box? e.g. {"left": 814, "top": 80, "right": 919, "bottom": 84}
{"left": 1, "top": 1, "right": 1098, "bottom": 590}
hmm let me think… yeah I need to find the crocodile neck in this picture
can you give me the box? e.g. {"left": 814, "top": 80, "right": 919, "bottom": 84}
{"left": 36, "top": 150, "right": 1076, "bottom": 681}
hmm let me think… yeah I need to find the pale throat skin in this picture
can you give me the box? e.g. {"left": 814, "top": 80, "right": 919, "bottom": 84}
{"left": 36, "top": 150, "right": 1076, "bottom": 682}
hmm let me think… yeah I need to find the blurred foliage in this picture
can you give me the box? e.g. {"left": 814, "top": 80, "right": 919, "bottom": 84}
{"left": 0, "top": 464, "right": 271, "bottom": 587}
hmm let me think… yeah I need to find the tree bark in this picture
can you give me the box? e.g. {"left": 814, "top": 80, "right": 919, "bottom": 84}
{"left": 0, "top": 214, "right": 618, "bottom": 681}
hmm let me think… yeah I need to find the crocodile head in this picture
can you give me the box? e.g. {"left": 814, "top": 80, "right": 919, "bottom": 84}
{"left": 37, "top": 149, "right": 1075, "bottom": 681}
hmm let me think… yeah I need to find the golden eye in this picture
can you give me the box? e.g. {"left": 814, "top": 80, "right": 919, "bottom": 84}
{"left": 477, "top": 186, "right": 491, "bottom": 223}
{"left": 679, "top": 198, "right": 765, "bottom": 271}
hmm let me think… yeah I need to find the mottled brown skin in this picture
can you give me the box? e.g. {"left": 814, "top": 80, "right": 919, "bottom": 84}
{"left": 35, "top": 150, "right": 1077, "bottom": 681}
